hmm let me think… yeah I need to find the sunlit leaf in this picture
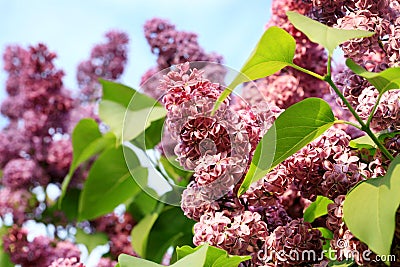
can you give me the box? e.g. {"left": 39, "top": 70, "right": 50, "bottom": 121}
{"left": 304, "top": 196, "right": 333, "bottom": 223}
{"left": 119, "top": 244, "right": 208, "bottom": 267}
{"left": 99, "top": 80, "right": 166, "bottom": 143}
{"left": 346, "top": 59, "right": 400, "bottom": 94}
{"left": 287, "top": 11, "right": 375, "bottom": 56}
{"left": 214, "top": 26, "right": 296, "bottom": 111}
{"left": 239, "top": 98, "right": 335, "bottom": 195}
{"left": 343, "top": 156, "right": 400, "bottom": 257}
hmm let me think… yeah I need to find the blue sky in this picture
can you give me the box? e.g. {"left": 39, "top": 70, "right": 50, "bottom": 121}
{"left": 0, "top": 0, "right": 272, "bottom": 105}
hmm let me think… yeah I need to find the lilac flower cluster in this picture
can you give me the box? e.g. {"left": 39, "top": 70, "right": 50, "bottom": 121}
{"left": 2, "top": 226, "right": 81, "bottom": 267}
{"left": 140, "top": 18, "right": 224, "bottom": 101}
{"left": 164, "top": 2, "right": 400, "bottom": 265}
{"left": 0, "top": 30, "right": 130, "bottom": 266}
{"left": 306, "top": 0, "right": 400, "bottom": 132}
{"left": 77, "top": 31, "right": 129, "bottom": 101}
{"left": 93, "top": 212, "right": 138, "bottom": 260}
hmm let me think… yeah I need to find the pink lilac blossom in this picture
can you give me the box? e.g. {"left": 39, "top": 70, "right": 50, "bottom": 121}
{"left": 265, "top": 219, "right": 323, "bottom": 266}
{"left": 97, "top": 257, "right": 117, "bottom": 267}
{"left": 93, "top": 212, "right": 138, "bottom": 259}
{"left": 48, "top": 258, "right": 85, "bottom": 267}
{"left": 3, "top": 227, "right": 81, "bottom": 267}
{"left": 77, "top": 31, "right": 129, "bottom": 101}
{"left": 0, "top": 188, "right": 32, "bottom": 225}
{"left": 193, "top": 210, "right": 268, "bottom": 256}
{"left": 2, "top": 158, "right": 47, "bottom": 189}
{"left": 46, "top": 138, "right": 73, "bottom": 179}
{"left": 287, "top": 127, "right": 364, "bottom": 200}
{"left": 144, "top": 18, "right": 222, "bottom": 69}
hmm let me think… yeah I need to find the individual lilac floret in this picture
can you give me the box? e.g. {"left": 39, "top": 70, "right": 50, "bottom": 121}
{"left": 48, "top": 258, "right": 85, "bottom": 267}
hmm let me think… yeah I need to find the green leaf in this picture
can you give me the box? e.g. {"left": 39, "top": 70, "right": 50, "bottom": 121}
{"left": 159, "top": 156, "right": 193, "bottom": 186}
{"left": 349, "top": 134, "right": 376, "bottom": 149}
{"left": 346, "top": 59, "right": 400, "bottom": 94}
{"left": 316, "top": 227, "right": 333, "bottom": 240}
{"left": 328, "top": 259, "right": 355, "bottom": 267}
{"left": 287, "top": 11, "right": 375, "bottom": 56}
{"left": 177, "top": 245, "right": 251, "bottom": 267}
{"left": 75, "top": 228, "right": 108, "bottom": 253}
{"left": 343, "top": 156, "right": 400, "bottom": 257}
{"left": 0, "top": 250, "right": 13, "bottom": 267}
{"left": 119, "top": 253, "right": 160, "bottom": 267}
{"left": 145, "top": 207, "right": 195, "bottom": 262}
{"left": 0, "top": 227, "right": 13, "bottom": 267}
{"left": 78, "top": 146, "right": 147, "bottom": 220}
{"left": 119, "top": 244, "right": 208, "bottom": 267}
{"left": 214, "top": 26, "right": 296, "bottom": 111}
{"left": 239, "top": 98, "right": 335, "bottom": 195}
{"left": 60, "top": 188, "right": 81, "bottom": 220}
{"left": 131, "top": 213, "right": 159, "bottom": 258}
{"left": 59, "top": 119, "right": 116, "bottom": 206}
{"left": 304, "top": 196, "right": 334, "bottom": 223}
{"left": 99, "top": 80, "right": 166, "bottom": 143}
{"left": 131, "top": 117, "right": 165, "bottom": 150}
{"left": 127, "top": 188, "right": 159, "bottom": 221}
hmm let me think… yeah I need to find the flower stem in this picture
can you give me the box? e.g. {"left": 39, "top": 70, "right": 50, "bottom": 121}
{"left": 335, "top": 120, "right": 362, "bottom": 130}
{"left": 366, "top": 93, "right": 383, "bottom": 128}
{"left": 325, "top": 77, "right": 394, "bottom": 160}
{"left": 290, "top": 64, "right": 325, "bottom": 80}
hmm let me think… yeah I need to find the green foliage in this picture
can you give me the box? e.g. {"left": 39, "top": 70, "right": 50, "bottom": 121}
{"left": 176, "top": 245, "right": 251, "bottom": 267}
{"left": 131, "top": 213, "right": 159, "bottom": 258}
{"left": 131, "top": 117, "right": 165, "bottom": 150}
{"left": 159, "top": 156, "right": 193, "bottom": 186}
{"left": 99, "top": 80, "right": 166, "bottom": 143}
{"left": 286, "top": 11, "right": 374, "bottom": 56}
{"left": 346, "top": 59, "right": 400, "bottom": 95}
{"left": 343, "top": 156, "right": 400, "bottom": 257}
{"left": 239, "top": 98, "right": 335, "bottom": 195}
{"left": 75, "top": 228, "right": 108, "bottom": 253}
{"left": 349, "top": 134, "right": 376, "bottom": 150}
{"left": 132, "top": 206, "right": 195, "bottom": 263}
{"left": 60, "top": 188, "right": 81, "bottom": 220}
{"left": 78, "top": 146, "right": 147, "bottom": 220}
{"left": 60, "top": 118, "right": 116, "bottom": 206}
{"left": 0, "top": 227, "right": 13, "bottom": 267}
{"left": 127, "top": 189, "right": 159, "bottom": 221}
{"left": 304, "top": 196, "right": 333, "bottom": 223}
{"left": 328, "top": 260, "right": 355, "bottom": 266}
{"left": 119, "top": 244, "right": 209, "bottom": 267}
{"left": 214, "top": 26, "right": 296, "bottom": 111}
{"left": 315, "top": 227, "right": 334, "bottom": 256}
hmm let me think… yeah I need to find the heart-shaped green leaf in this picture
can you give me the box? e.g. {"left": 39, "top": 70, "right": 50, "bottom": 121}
{"left": 239, "top": 98, "right": 335, "bottom": 195}
{"left": 304, "top": 196, "right": 333, "bottom": 223}
{"left": 343, "top": 156, "right": 400, "bottom": 257}
{"left": 214, "top": 26, "right": 296, "bottom": 111}
{"left": 287, "top": 11, "right": 375, "bottom": 56}
{"left": 346, "top": 59, "right": 400, "bottom": 95}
